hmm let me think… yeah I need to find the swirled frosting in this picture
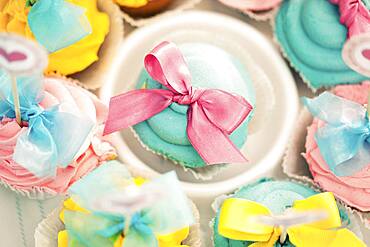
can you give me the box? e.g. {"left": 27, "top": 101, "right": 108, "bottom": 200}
{"left": 0, "top": 0, "right": 109, "bottom": 76}
{"left": 275, "top": 0, "right": 369, "bottom": 89}
{"left": 305, "top": 82, "right": 370, "bottom": 211}
{"left": 0, "top": 77, "right": 115, "bottom": 196}
{"left": 213, "top": 179, "right": 316, "bottom": 247}
{"left": 133, "top": 43, "right": 256, "bottom": 168}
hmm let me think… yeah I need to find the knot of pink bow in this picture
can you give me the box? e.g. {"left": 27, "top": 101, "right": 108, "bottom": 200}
{"left": 330, "top": 0, "right": 370, "bottom": 38}
{"left": 104, "top": 41, "right": 253, "bottom": 165}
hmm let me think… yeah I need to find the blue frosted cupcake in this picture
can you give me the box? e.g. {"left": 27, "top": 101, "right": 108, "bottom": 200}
{"left": 274, "top": 0, "right": 370, "bottom": 89}
{"left": 212, "top": 178, "right": 365, "bottom": 246}
{"left": 133, "top": 43, "right": 255, "bottom": 170}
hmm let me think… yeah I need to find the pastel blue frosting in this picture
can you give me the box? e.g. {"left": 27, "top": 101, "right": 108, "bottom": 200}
{"left": 275, "top": 0, "right": 369, "bottom": 89}
{"left": 133, "top": 43, "right": 256, "bottom": 168}
{"left": 212, "top": 178, "right": 350, "bottom": 247}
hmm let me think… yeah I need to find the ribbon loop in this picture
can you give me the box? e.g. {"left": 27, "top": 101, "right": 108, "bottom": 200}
{"left": 104, "top": 41, "right": 253, "bottom": 165}
{"left": 303, "top": 92, "right": 370, "bottom": 176}
{"left": 0, "top": 71, "right": 94, "bottom": 177}
{"left": 218, "top": 192, "right": 365, "bottom": 246}
{"left": 28, "top": 0, "right": 92, "bottom": 52}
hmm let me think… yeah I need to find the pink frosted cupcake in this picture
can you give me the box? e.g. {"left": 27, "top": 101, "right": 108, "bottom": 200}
{"left": 218, "top": 0, "right": 282, "bottom": 20}
{"left": 0, "top": 75, "right": 116, "bottom": 198}
{"left": 304, "top": 82, "right": 370, "bottom": 211}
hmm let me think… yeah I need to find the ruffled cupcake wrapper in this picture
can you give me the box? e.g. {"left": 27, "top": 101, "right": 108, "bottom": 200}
{"left": 119, "top": 0, "right": 202, "bottom": 27}
{"left": 209, "top": 177, "right": 366, "bottom": 246}
{"left": 282, "top": 107, "right": 370, "bottom": 230}
{"left": 71, "top": 0, "right": 124, "bottom": 90}
{"left": 34, "top": 167, "right": 202, "bottom": 247}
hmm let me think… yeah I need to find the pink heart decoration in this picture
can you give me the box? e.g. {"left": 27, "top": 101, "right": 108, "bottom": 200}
{"left": 0, "top": 47, "right": 27, "bottom": 63}
{"left": 362, "top": 49, "right": 370, "bottom": 60}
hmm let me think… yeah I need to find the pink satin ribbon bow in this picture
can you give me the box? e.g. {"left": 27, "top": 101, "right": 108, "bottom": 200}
{"left": 330, "top": 0, "right": 370, "bottom": 38}
{"left": 104, "top": 41, "right": 253, "bottom": 165}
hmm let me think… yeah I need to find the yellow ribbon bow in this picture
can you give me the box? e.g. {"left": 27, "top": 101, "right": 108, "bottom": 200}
{"left": 218, "top": 192, "right": 366, "bottom": 247}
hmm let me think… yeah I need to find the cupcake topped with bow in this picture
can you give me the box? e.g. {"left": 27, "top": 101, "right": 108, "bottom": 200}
{"left": 0, "top": 34, "right": 115, "bottom": 198}
{"left": 274, "top": 0, "right": 370, "bottom": 89}
{"left": 35, "top": 161, "right": 200, "bottom": 247}
{"left": 104, "top": 41, "right": 257, "bottom": 178}
{"left": 212, "top": 178, "right": 365, "bottom": 247}
{"left": 303, "top": 83, "right": 370, "bottom": 212}
{"left": 0, "top": 0, "right": 121, "bottom": 88}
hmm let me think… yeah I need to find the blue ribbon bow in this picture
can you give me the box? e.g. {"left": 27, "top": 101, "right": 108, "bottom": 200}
{"left": 28, "top": 0, "right": 92, "bottom": 52}
{"left": 64, "top": 161, "right": 194, "bottom": 247}
{"left": 303, "top": 92, "right": 370, "bottom": 176}
{"left": 0, "top": 70, "right": 94, "bottom": 177}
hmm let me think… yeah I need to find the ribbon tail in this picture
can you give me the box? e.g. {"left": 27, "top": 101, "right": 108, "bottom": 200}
{"left": 13, "top": 117, "right": 58, "bottom": 178}
{"left": 123, "top": 227, "right": 158, "bottom": 247}
{"left": 187, "top": 102, "right": 247, "bottom": 164}
{"left": 288, "top": 226, "right": 365, "bottom": 247}
{"left": 104, "top": 89, "right": 173, "bottom": 135}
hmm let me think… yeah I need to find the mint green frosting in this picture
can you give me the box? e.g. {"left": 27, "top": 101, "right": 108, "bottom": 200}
{"left": 133, "top": 43, "right": 256, "bottom": 168}
{"left": 275, "top": 0, "right": 369, "bottom": 89}
{"left": 212, "top": 179, "right": 350, "bottom": 247}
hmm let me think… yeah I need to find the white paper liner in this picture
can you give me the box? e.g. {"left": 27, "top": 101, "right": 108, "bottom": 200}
{"left": 208, "top": 178, "right": 366, "bottom": 246}
{"left": 119, "top": 0, "right": 202, "bottom": 27}
{"left": 0, "top": 76, "right": 117, "bottom": 200}
{"left": 71, "top": 0, "right": 124, "bottom": 90}
{"left": 34, "top": 168, "right": 202, "bottom": 247}
{"left": 282, "top": 108, "right": 370, "bottom": 230}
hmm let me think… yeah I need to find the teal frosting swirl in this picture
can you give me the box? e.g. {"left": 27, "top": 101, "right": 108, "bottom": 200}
{"left": 133, "top": 43, "right": 256, "bottom": 168}
{"left": 275, "top": 0, "right": 369, "bottom": 89}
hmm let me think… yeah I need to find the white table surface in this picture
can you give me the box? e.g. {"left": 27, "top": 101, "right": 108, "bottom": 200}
{"left": 0, "top": 0, "right": 367, "bottom": 247}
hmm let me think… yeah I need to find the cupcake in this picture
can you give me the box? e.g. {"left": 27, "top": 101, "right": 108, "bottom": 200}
{"left": 104, "top": 41, "right": 256, "bottom": 178}
{"left": 0, "top": 72, "right": 116, "bottom": 198}
{"left": 35, "top": 161, "right": 201, "bottom": 247}
{"left": 116, "top": 0, "right": 201, "bottom": 27}
{"left": 0, "top": 0, "right": 123, "bottom": 89}
{"left": 302, "top": 83, "right": 370, "bottom": 212}
{"left": 274, "top": 0, "right": 370, "bottom": 90}
{"left": 218, "top": 0, "right": 282, "bottom": 21}
{"left": 115, "top": 0, "right": 171, "bottom": 17}
{"left": 212, "top": 178, "right": 365, "bottom": 246}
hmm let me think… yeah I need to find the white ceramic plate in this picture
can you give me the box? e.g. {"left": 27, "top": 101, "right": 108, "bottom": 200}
{"left": 100, "top": 10, "right": 299, "bottom": 198}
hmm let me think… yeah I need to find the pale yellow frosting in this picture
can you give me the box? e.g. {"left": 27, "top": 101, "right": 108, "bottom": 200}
{"left": 0, "top": 0, "right": 109, "bottom": 76}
